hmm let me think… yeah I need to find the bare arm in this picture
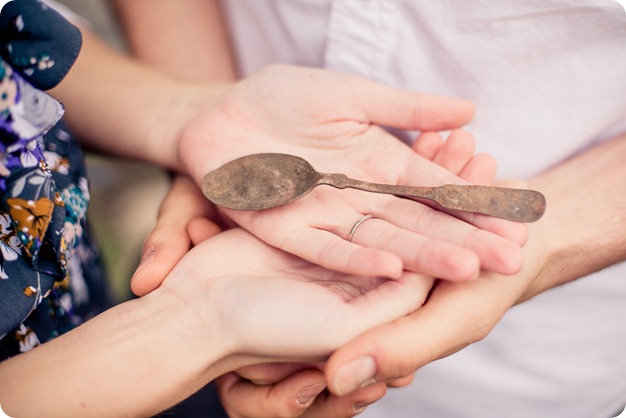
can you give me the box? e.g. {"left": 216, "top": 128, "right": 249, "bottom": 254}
{"left": 49, "top": 26, "right": 522, "bottom": 282}
{"left": 0, "top": 289, "right": 222, "bottom": 417}
{"left": 50, "top": 28, "right": 219, "bottom": 169}
{"left": 111, "top": 0, "right": 236, "bottom": 82}
{"left": 0, "top": 228, "right": 432, "bottom": 417}
{"left": 326, "top": 132, "right": 626, "bottom": 395}
{"left": 520, "top": 133, "right": 626, "bottom": 298}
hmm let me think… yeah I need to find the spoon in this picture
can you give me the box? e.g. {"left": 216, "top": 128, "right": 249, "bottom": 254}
{"left": 201, "top": 153, "right": 546, "bottom": 222}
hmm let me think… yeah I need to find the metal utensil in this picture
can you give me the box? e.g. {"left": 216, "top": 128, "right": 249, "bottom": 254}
{"left": 201, "top": 153, "right": 546, "bottom": 222}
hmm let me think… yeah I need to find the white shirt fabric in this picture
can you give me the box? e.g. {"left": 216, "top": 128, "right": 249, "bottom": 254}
{"left": 221, "top": 1, "right": 626, "bottom": 417}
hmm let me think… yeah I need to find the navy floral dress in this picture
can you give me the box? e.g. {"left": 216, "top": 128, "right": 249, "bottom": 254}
{"left": 0, "top": 0, "right": 112, "bottom": 360}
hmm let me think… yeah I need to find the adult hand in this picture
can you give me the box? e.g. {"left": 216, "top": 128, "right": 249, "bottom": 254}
{"left": 52, "top": 33, "right": 523, "bottom": 283}
{"left": 325, "top": 212, "right": 548, "bottom": 396}
{"left": 325, "top": 133, "right": 626, "bottom": 396}
{"left": 176, "top": 64, "right": 527, "bottom": 282}
{"left": 158, "top": 227, "right": 434, "bottom": 370}
{"left": 130, "top": 175, "right": 222, "bottom": 296}
{"left": 212, "top": 129, "right": 499, "bottom": 418}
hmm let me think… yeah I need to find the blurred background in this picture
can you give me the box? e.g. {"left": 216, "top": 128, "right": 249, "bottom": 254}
{"left": 57, "top": 0, "right": 170, "bottom": 302}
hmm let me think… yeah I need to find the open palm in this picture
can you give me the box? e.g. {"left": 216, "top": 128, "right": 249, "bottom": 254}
{"left": 177, "top": 65, "right": 526, "bottom": 281}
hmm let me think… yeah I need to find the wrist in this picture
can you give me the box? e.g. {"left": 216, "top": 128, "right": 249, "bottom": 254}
{"left": 0, "top": 285, "right": 229, "bottom": 417}
{"left": 156, "top": 259, "right": 242, "bottom": 374}
{"left": 150, "top": 83, "right": 228, "bottom": 175}
{"left": 149, "top": 285, "right": 235, "bottom": 376}
{"left": 516, "top": 174, "right": 592, "bottom": 301}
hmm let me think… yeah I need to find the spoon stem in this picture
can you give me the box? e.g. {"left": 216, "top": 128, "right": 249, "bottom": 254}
{"left": 318, "top": 173, "right": 545, "bottom": 222}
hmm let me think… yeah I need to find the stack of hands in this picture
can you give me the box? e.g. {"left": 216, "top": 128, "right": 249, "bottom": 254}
{"left": 4, "top": 7, "right": 625, "bottom": 417}
{"left": 128, "top": 64, "right": 541, "bottom": 417}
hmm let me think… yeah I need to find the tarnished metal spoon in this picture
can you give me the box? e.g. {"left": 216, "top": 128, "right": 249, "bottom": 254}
{"left": 201, "top": 153, "right": 546, "bottom": 222}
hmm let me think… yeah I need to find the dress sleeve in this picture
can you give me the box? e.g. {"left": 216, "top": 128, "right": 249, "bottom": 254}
{"left": 0, "top": 0, "right": 83, "bottom": 337}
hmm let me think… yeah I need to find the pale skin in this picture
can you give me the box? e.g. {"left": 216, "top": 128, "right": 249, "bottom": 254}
{"left": 0, "top": 12, "right": 521, "bottom": 418}
{"left": 108, "top": 3, "right": 513, "bottom": 416}
{"left": 132, "top": 122, "right": 626, "bottom": 418}
{"left": 131, "top": 131, "right": 497, "bottom": 417}
{"left": 0, "top": 223, "right": 434, "bottom": 417}
{"left": 112, "top": 1, "right": 626, "bottom": 417}
{"left": 325, "top": 131, "right": 626, "bottom": 396}
{"left": 52, "top": 26, "right": 526, "bottom": 284}
{"left": 216, "top": 133, "right": 626, "bottom": 417}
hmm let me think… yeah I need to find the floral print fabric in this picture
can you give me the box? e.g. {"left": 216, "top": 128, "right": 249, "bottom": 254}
{"left": 0, "top": 0, "right": 112, "bottom": 360}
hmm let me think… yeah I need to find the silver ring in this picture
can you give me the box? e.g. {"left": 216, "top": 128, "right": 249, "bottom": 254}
{"left": 347, "top": 214, "right": 376, "bottom": 242}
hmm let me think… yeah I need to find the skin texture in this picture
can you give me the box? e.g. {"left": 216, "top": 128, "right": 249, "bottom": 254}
{"left": 52, "top": 29, "right": 526, "bottom": 283}
{"left": 0, "top": 223, "right": 435, "bottom": 417}
{"left": 132, "top": 129, "right": 497, "bottom": 417}
{"left": 174, "top": 64, "right": 526, "bottom": 280}
{"left": 0, "top": 16, "right": 521, "bottom": 417}
{"left": 110, "top": 2, "right": 626, "bottom": 416}
{"left": 210, "top": 129, "right": 626, "bottom": 418}
{"left": 324, "top": 132, "right": 626, "bottom": 397}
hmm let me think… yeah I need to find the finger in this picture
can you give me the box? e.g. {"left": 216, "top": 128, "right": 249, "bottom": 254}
{"left": 459, "top": 153, "right": 497, "bottom": 186}
{"left": 401, "top": 156, "right": 529, "bottom": 246}
{"left": 237, "top": 363, "right": 322, "bottom": 385}
{"left": 385, "top": 373, "right": 415, "bottom": 388}
{"left": 413, "top": 130, "right": 497, "bottom": 186}
{"left": 300, "top": 382, "right": 387, "bottom": 418}
{"left": 345, "top": 75, "right": 475, "bottom": 131}
{"left": 412, "top": 131, "right": 444, "bottom": 160}
{"left": 217, "top": 370, "right": 386, "bottom": 418}
{"left": 132, "top": 216, "right": 219, "bottom": 296}
{"left": 349, "top": 217, "right": 480, "bottom": 281}
{"left": 131, "top": 176, "right": 218, "bottom": 296}
{"left": 326, "top": 278, "right": 522, "bottom": 396}
{"left": 216, "top": 369, "right": 327, "bottom": 418}
{"left": 290, "top": 271, "right": 433, "bottom": 357}
{"left": 374, "top": 199, "right": 523, "bottom": 275}
{"left": 188, "top": 217, "right": 221, "bottom": 246}
{"left": 280, "top": 228, "right": 404, "bottom": 278}
{"left": 432, "top": 129, "right": 477, "bottom": 175}
{"left": 345, "top": 271, "right": 434, "bottom": 329}
{"left": 130, "top": 227, "right": 192, "bottom": 296}
{"left": 458, "top": 212, "right": 528, "bottom": 248}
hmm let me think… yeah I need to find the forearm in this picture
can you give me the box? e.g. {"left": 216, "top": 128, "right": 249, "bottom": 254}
{"left": 49, "top": 28, "right": 226, "bottom": 171}
{"left": 0, "top": 290, "right": 224, "bottom": 418}
{"left": 112, "top": 0, "right": 236, "bottom": 82}
{"left": 521, "top": 133, "right": 626, "bottom": 300}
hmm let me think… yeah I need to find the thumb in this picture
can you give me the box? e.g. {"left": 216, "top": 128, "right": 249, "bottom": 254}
{"left": 216, "top": 369, "right": 327, "bottom": 418}
{"left": 131, "top": 175, "right": 218, "bottom": 296}
{"left": 345, "top": 75, "right": 475, "bottom": 131}
{"left": 325, "top": 279, "right": 515, "bottom": 396}
{"left": 130, "top": 227, "right": 191, "bottom": 296}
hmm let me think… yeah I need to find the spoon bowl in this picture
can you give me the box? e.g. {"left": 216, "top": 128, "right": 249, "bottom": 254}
{"left": 202, "top": 153, "right": 321, "bottom": 211}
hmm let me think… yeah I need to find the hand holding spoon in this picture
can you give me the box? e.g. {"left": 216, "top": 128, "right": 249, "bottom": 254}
{"left": 201, "top": 153, "right": 546, "bottom": 222}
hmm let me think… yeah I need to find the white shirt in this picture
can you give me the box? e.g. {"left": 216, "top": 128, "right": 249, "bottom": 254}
{"left": 221, "top": 1, "right": 626, "bottom": 417}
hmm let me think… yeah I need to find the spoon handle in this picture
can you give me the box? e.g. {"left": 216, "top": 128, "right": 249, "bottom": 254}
{"left": 318, "top": 174, "right": 546, "bottom": 222}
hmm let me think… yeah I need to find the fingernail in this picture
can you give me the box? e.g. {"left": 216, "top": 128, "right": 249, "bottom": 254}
{"left": 137, "top": 248, "right": 158, "bottom": 269}
{"left": 297, "top": 382, "right": 326, "bottom": 406}
{"left": 354, "top": 401, "right": 373, "bottom": 413}
{"left": 130, "top": 249, "right": 158, "bottom": 289}
{"left": 332, "top": 355, "right": 377, "bottom": 396}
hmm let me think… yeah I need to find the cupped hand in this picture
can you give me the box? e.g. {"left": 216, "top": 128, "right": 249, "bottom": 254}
{"left": 215, "top": 365, "right": 388, "bottom": 418}
{"left": 210, "top": 129, "right": 500, "bottom": 418}
{"left": 324, "top": 182, "right": 550, "bottom": 396}
{"left": 176, "top": 64, "right": 527, "bottom": 281}
{"left": 158, "top": 227, "right": 434, "bottom": 367}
